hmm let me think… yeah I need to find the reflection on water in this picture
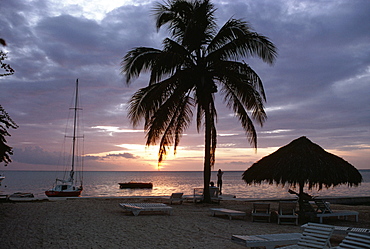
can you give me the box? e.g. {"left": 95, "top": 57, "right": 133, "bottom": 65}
{"left": 1, "top": 170, "right": 369, "bottom": 198}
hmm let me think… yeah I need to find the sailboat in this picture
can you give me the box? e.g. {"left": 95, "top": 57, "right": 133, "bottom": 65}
{"left": 45, "top": 79, "right": 83, "bottom": 197}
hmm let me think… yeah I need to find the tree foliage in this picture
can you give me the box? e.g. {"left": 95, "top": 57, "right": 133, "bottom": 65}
{"left": 1, "top": 38, "right": 17, "bottom": 166}
{"left": 0, "top": 105, "right": 18, "bottom": 165}
{"left": 121, "top": 0, "right": 277, "bottom": 202}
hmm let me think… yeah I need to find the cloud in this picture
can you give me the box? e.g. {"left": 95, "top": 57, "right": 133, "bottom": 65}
{"left": 104, "top": 152, "right": 138, "bottom": 159}
{"left": 12, "top": 146, "right": 139, "bottom": 168}
{"left": 2, "top": 0, "right": 370, "bottom": 170}
{"left": 13, "top": 146, "right": 60, "bottom": 165}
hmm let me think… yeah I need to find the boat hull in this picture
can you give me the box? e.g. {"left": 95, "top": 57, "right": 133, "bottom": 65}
{"left": 119, "top": 182, "right": 153, "bottom": 189}
{"left": 45, "top": 189, "right": 82, "bottom": 197}
{"left": 45, "top": 184, "right": 83, "bottom": 197}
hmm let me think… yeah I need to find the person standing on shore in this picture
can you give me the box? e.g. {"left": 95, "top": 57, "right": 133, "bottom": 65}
{"left": 217, "top": 169, "right": 224, "bottom": 195}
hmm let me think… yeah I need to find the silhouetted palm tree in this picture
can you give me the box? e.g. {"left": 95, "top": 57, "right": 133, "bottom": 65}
{"left": 1, "top": 39, "right": 17, "bottom": 166}
{"left": 121, "top": 0, "right": 277, "bottom": 202}
{"left": 0, "top": 105, "right": 18, "bottom": 166}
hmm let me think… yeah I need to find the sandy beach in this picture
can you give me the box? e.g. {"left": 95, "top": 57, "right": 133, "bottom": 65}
{"left": 1, "top": 198, "right": 369, "bottom": 249}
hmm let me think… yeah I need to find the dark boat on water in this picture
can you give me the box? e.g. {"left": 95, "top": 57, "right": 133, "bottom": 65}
{"left": 119, "top": 181, "right": 153, "bottom": 189}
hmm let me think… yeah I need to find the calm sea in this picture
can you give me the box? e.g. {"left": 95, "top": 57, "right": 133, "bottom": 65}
{"left": 1, "top": 170, "right": 369, "bottom": 199}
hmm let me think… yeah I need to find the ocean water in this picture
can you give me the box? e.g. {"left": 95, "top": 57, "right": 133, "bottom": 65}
{"left": 1, "top": 170, "right": 369, "bottom": 199}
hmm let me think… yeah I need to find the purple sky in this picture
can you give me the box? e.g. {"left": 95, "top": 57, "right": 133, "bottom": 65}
{"left": 1, "top": 0, "right": 369, "bottom": 171}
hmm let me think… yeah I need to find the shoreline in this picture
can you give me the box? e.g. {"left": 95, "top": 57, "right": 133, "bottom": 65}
{"left": 5, "top": 194, "right": 370, "bottom": 205}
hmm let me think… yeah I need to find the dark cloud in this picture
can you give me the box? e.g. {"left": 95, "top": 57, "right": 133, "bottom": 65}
{"left": 105, "top": 153, "right": 138, "bottom": 159}
{"left": 13, "top": 146, "right": 60, "bottom": 165}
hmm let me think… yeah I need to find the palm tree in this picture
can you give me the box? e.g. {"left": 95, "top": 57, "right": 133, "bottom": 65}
{"left": 121, "top": 0, "right": 277, "bottom": 202}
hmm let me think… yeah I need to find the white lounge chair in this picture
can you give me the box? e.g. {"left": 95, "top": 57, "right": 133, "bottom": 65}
{"left": 209, "top": 187, "right": 221, "bottom": 204}
{"left": 193, "top": 187, "right": 221, "bottom": 203}
{"left": 301, "top": 223, "right": 370, "bottom": 235}
{"left": 232, "top": 233, "right": 302, "bottom": 249}
{"left": 279, "top": 222, "right": 334, "bottom": 248}
{"left": 168, "top": 193, "right": 183, "bottom": 205}
{"left": 251, "top": 203, "right": 271, "bottom": 222}
{"left": 193, "top": 188, "right": 203, "bottom": 203}
{"left": 333, "top": 232, "right": 370, "bottom": 248}
{"left": 119, "top": 203, "right": 173, "bottom": 216}
{"left": 314, "top": 199, "right": 359, "bottom": 223}
{"left": 210, "top": 208, "right": 246, "bottom": 220}
{"left": 277, "top": 201, "right": 299, "bottom": 225}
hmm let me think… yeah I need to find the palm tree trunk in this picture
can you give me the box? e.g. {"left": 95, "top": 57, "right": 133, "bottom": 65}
{"left": 203, "top": 106, "right": 212, "bottom": 203}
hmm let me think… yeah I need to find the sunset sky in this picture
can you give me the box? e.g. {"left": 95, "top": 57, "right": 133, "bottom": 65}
{"left": 1, "top": 0, "right": 369, "bottom": 171}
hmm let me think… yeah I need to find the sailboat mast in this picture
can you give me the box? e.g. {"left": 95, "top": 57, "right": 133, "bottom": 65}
{"left": 70, "top": 79, "right": 79, "bottom": 177}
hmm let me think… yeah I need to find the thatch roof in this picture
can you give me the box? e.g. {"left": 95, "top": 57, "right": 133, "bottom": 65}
{"left": 242, "top": 136, "right": 362, "bottom": 190}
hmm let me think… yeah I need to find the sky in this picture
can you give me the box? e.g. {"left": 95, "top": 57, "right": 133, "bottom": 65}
{"left": 1, "top": 0, "right": 369, "bottom": 171}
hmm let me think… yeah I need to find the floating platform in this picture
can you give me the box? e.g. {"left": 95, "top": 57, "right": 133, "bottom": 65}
{"left": 119, "top": 182, "right": 153, "bottom": 189}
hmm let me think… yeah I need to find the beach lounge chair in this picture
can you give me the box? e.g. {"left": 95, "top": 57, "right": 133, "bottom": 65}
{"left": 279, "top": 222, "right": 335, "bottom": 248}
{"left": 301, "top": 223, "right": 370, "bottom": 236}
{"left": 251, "top": 203, "right": 271, "bottom": 222}
{"left": 301, "top": 201, "right": 317, "bottom": 220}
{"left": 210, "top": 208, "right": 246, "bottom": 220}
{"left": 276, "top": 201, "right": 299, "bottom": 225}
{"left": 232, "top": 233, "right": 302, "bottom": 248}
{"left": 232, "top": 223, "right": 334, "bottom": 248}
{"left": 193, "top": 187, "right": 221, "bottom": 203}
{"left": 119, "top": 203, "right": 173, "bottom": 216}
{"left": 314, "top": 199, "right": 359, "bottom": 223}
{"left": 193, "top": 188, "right": 204, "bottom": 203}
{"left": 333, "top": 232, "right": 370, "bottom": 248}
{"left": 168, "top": 193, "right": 183, "bottom": 205}
{"left": 209, "top": 187, "right": 221, "bottom": 204}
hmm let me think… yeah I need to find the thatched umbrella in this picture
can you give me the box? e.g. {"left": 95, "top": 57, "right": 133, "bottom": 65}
{"left": 242, "top": 136, "right": 362, "bottom": 212}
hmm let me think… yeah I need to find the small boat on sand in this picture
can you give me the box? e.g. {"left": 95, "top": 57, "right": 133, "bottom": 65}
{"left": 10, "top": 192, "right": 34, "bottom": 198}
{"left": 119, "top": 181, "right": 153, "bottom": 189}
{"left": 8, "top": 192, "right": 48, "bottom": 202}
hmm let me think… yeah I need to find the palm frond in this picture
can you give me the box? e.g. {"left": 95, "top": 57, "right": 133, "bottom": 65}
{"left": 213, "top": 61, "right": 266, "bottom": 100}
{"left": 207, "top": 18, "right": 277, "bottom": 64}
{"left": 153, "top": 0, "right": 195, "bottom": 42}
{"left": 146, "top": 85, "right": 194, "bottom": 163}
{"left": 224, "top": 88, "right": 259, "bottom": 148}
{"left": 121, "top": 47, "right": 162, "bottom": 84}
{"left": 149, "top": 38, "right": 194, "bottom": 83}
{"left": 210, "top": 122, "right": 216, "bottom": 167}
{"left": 128, "top": 75, "right": 179, "bottom": 127}
{"left": 214, "top": 62, "right": 267, "bottom": 148}
{"left": 128, "top": 84, "right": 161, "bottom": 128}
{"left": 156, "top": 94, "right": 194, "bottom": 163}
{"left": 174, "top": 95, "right": 194, "bottom": 151}
{"left": 209, "top": 99, "right": 217, "bottom": 167}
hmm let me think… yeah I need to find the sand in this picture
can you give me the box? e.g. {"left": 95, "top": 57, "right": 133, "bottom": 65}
{"left": 1, "top": 198, "right": 369, "bottom": 249}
